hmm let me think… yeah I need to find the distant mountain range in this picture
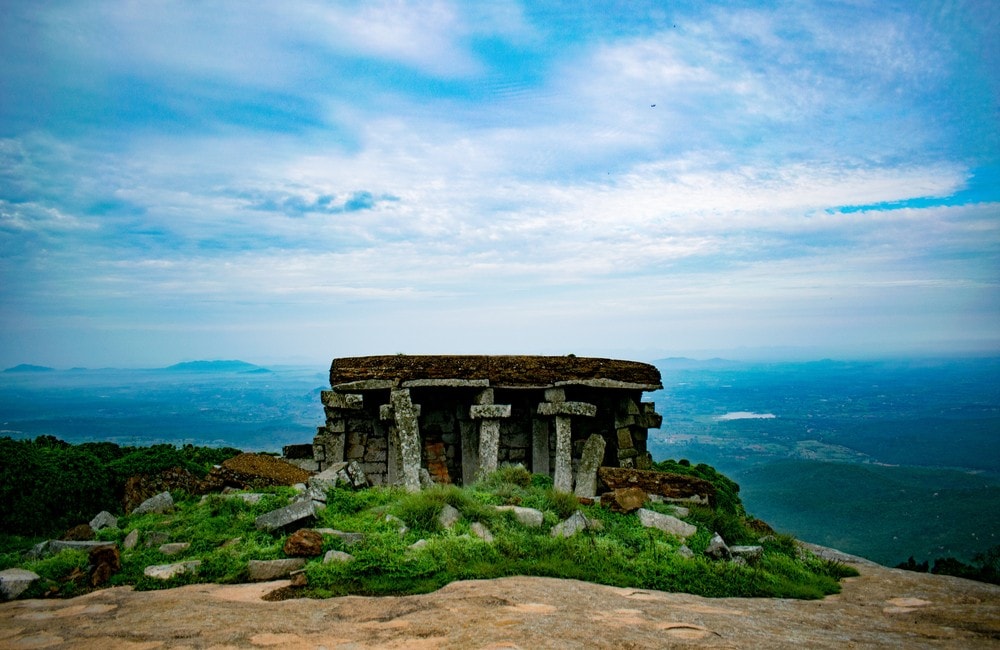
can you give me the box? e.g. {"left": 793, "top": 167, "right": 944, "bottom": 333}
{"left": 163, "top": 360, "right": 270, "bottom": 373}
{"left": 2, "top": 364, "right": 55, "bottom": 373}
{"left": 3, "top": 360, "right": 271, "bottom": 374}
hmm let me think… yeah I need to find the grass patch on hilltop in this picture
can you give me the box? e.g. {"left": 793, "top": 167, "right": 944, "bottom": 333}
{"left": 2, "top": 462, "right": 857, "bottom": 600}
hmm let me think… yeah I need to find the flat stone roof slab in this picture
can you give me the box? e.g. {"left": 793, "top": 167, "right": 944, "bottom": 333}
{"left": 329, "top": 355, "right": 662, "bottom": 390}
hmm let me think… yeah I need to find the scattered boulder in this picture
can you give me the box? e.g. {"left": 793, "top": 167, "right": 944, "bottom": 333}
{"left": 574, "top": 434, "right": 606, "bottom": 498}
{"left": 122, "top": 529, "right": 139, "bottom": 550}
{"left": 89, "top": 511, "right": 118, "bottom": 531}
{"left": 323, "top": 550, "right": 355, "bottom": 564}
{"left": 636, "top": 508, "right": 697, "bottom": 540}
{"left": 144, "top": 561, "right": 200, "bottom": 581}
{"left": 731, "top": 545, "right": 764, "bottom": 564}
{"left": 470, "top": 522, "right": 494, "bottom": 542}
{"left": 255, "top": 500, "right": 316, "bottom": 532}
{"left": 597, "top": 467, "right": 716, "bottom": 506}
{"left": 407, "top": 540, "right": 428, "bottom": 551}
{"left": 602, "top": 487, "right": 647, "bottom": 513}
{"left": 62, "top": 524, "right": 95, "bottom": 541}
{"left": 88, "top": 545, "right": 120, "bottom": 587}
{"left": 493, "top": 505, "right": 544, "bottom": 528}
{"left": 0, "top": 568, "right": 40, "bottom": 601}
{"left": 677, "top": 545, "right": 695, "bottom": 559}
{"left": 210, "top": 453, "right": 313, "bottom": 489}
{"left": 27, "top": 539, "right": 122, "bottom": 562}
{"left": 438, "top": 504, "right": 461, "bottom": 529}
{"left": 132, "top": 491, "right": 174, "bottom": 516}
{"left": 159, "top": 543, "right": 190, "bottom": 556}
{"left": 284, "top": 529, "right": 324, "bottom": 557}
{"left": 704, "top": 533, "right": 732, "bottom": 561}
{"left": 247, "top": 558, "right": 306, "bottom": 581}
{"left": 550, "top": 511, "right": 602, "bottom": 538}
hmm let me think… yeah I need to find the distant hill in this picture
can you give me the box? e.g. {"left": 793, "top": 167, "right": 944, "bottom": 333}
{"left": 163, "top": 360, "right": 269, "bottom": 373}
{"left": 3, "top": 364, "right": 55, "bottom": 373}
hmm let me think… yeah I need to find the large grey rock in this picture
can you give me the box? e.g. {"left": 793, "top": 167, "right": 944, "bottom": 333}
{"left": 158, "top": 542, "right": 190, "bottom": 556}
{"left": 636, "top": 508, "right": 697, "bottom": 540}
{"left": 470, "top": 522, "right": 494, "bottom": 542}
{"left": 704, "top": 533, "right": 732, "bottom": 560}
{"left": 731, "top": 545, "right": 764, "bottom": 563}
{"left": 0, "top": 568, "right": 40, "bottom": 600}
{"left": 550, "top": 511, "right": 602, "bottom": 538}
{"left": 29, "top": 540, "right": 117, "bottom": 559}
{"left": 254, "top": 500, "right": 316, "bottom": 532}
{"left": 132, "top": 491, "right": 174, "bottom": 515}
{"left": 323, "top": 550, "right": 355, "bottom": 564}
{"left": 123, "top": 529, "right": 139, "bottom": 550}
{"left": 247, "top": 558, "right": 306, "bottom": 581}
{"left": 493, "top": 505, "right": 544, "bottom": 528}
{"left": 438, "top": 504, "right": 461, "bottom": 529}
{"left": 144, "top": 561, "right": 200, "bottom": 580}
{"left": 89, "top": 511, "right": 118, "bottom": 531}
{"left": 574, "top": 434, "right": 606, "bottom": 498}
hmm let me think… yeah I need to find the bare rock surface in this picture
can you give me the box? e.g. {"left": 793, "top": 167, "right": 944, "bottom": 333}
{"left": 1, "top": 549, "right": 998, "bottom": 649}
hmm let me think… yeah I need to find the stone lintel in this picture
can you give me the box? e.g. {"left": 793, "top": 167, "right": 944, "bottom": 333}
{"left": 537, "top": 401, "right": 597, "bottom": 417}
{"left": 321, "top": 391, "right": 364, "bottom": 409}
{"left": 469, "top": 404, "right": 512, "bottom": 419}
{"left": 333, "top": 379, "right": 396, "bottom": 392}
{"left": 401, "top": 378, "right": 490, "bottom": 388}
{"left": 554, "top": 378, "right": 662, "bottom": 391}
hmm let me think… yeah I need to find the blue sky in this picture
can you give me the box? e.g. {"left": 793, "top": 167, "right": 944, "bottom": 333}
{"left": 1, "top": 1, "right": 997, "bottom": 368}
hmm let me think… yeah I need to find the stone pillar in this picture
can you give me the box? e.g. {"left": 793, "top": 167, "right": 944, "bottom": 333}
{"left": 469, "top": 388, "right": 512, "bottom": 479}
{"left": 531, "top": 418, "right": 550, "bottom": 475}
{"left": 459, "top": 419, "right": 479, "bottom": 486}
{"left": 381, "top": 389, "right": 422, "bottom": 492}
{"left": 575, "top": 434, "right": 606, "bottom": 498}
{"left": 537, "top": 393, "right": 597, "bottom": 493}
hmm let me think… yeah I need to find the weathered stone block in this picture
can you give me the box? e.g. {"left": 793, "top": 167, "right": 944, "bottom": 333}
{"left": 132, "top": 491, "right": 174, "bottom": 515}
{"left": 598, "top": 467, "right": 716, "bottom": 506}
{"left": 493, "top": 505, "right": 544, "bottom": 527}
{"left": 636, "top": 508, "right": 697, "bottom": 540}
{"left": 0, "top": 568, "right": 40, "bottom": 600}
{"left": 537, "top": 401, "right": 597, "bottom": 417}
{"left": 89, "top": 511, "right": 118, "bottom": 531}
{"left": 158, "top": 542, "right": 190, "bottom": 556}
{"left": 321, "top": 391, "right": 363, "bottom": 409}
{"left": 470, "top": 404, "right": 512, "bottom": 419}
{"left": 144, "top": 561, "right": 200, "bottom": 581}
{"left": 247, "top": 558, "right": 306, "bottom": 581}
{"left": 254, "top": 500, "right": 316, "bottom": 532}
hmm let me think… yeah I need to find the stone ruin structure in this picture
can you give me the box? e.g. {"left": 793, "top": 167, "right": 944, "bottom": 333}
{"left": 293, "top": 355, "right": 663, "bottom": 493}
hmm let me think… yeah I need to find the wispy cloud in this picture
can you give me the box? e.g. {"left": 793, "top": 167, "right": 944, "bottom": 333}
{"left": 0, "top": 0, "right": 997, "bottom": 366}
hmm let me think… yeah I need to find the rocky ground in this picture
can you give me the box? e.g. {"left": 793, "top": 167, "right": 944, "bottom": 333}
{"left": 1, "top": 546, "right": 997, "bottom": 649}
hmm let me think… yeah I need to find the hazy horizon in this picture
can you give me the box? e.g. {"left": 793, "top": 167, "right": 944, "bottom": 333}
{"left": 2, "top": 2, "right": 997, "bottom": 369}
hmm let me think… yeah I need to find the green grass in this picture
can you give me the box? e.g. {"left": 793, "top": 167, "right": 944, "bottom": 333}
{"left": 2, "top": 467, "right": 856, "bottom": 601}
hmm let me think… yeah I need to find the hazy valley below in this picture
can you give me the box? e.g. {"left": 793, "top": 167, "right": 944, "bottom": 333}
{"left": 2, "top": 356, "right": 997, "bottom": 567}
